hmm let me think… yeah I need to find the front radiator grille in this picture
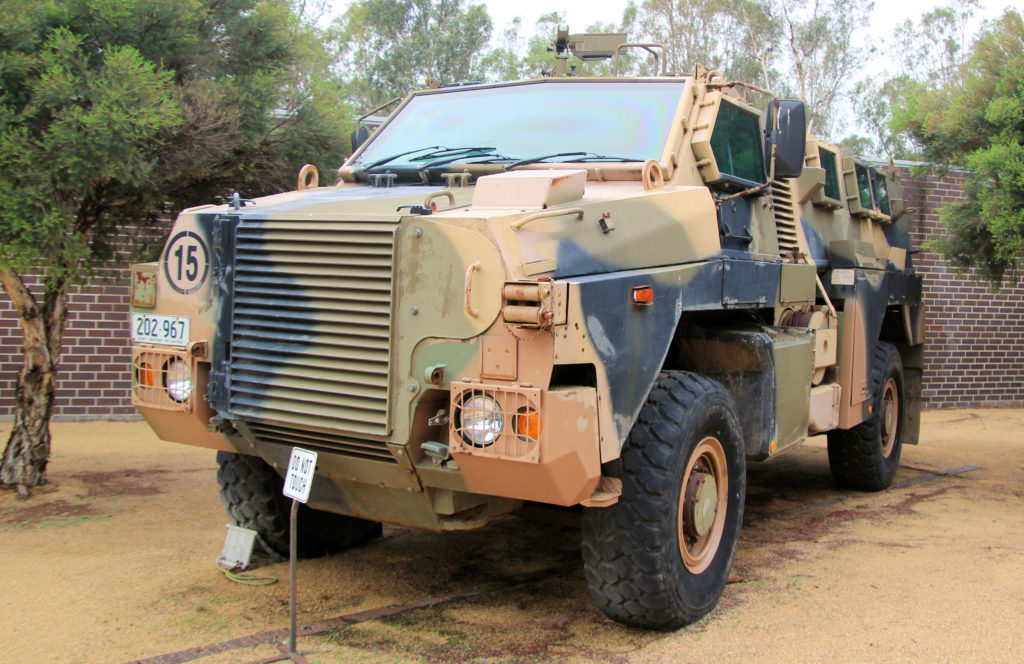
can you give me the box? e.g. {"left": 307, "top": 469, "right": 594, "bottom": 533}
{"left": 228, "top": 219, "right": 398, "bottom": 438}
{"left": 771, "top": 179, "right": 799, "bottom": 258}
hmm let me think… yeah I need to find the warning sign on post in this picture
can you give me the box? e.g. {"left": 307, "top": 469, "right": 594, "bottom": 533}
{"left": 283, "top": 448, "right": 317, "bottom": 503}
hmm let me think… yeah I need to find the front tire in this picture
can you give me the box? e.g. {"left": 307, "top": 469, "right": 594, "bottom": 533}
{"left": 216, "top": 451, "right": 382, "bottom": 558}
{"left": 827, "top": 342, "right": 905, "bottom": 491}
{"left": 581, "top": 372, "right": 746, "bottom": 630}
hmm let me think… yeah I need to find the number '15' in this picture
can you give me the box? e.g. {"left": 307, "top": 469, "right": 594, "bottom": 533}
{"left": 173, "top": 244, "right": 199, "bottom": 281}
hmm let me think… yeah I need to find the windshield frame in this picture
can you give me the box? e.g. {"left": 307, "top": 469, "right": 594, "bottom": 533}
{"left": 343, "top": 78, "right": 690, "bottom": 179}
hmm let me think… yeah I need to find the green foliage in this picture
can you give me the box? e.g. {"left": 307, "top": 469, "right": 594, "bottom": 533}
{"left": 844, "top": 76, "right": 916, "bottom": 160}
{"left": 835, "top": 134, "right": 874, "bottom": 158}
{"left": 893, "top": 0, "right": 979, "bottom": 87}
{"left": 0, "top": 0, "right": 352, "bottom": 284}
{"left": 623, "top": 0, "right": 777, "bottom": 82}
{"left": 331, "top": 0, "right": 493, "bottom": 110}
{"left": 0, "top": 8, "right": 178, "bottom": 282}
{"left": 480, "top": 13, "right": 568, "bottom": 80}
{"left": 894, "top": 9, "right": 1024, "bottom": 288}
{"left": 849, "top": 0, "right": 982, "bottom": 160}
{"left": 478, "top": 13, "right": 564, "bottom": 81}
{"left": 476, "top": 12, "right": 632, "bottom": 80}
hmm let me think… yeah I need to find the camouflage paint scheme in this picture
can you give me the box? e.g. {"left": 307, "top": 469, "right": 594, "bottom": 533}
{"left": 130, "top": 72, "right": 923, "bottom": 531}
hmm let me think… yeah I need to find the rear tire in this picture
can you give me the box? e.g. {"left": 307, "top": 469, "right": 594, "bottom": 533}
{"left": 827, "top": 342, "right": 905, "bottom": 491}
{"left": 216, "top": 451, "right": 382, "bottom": 558}
{"left": 581, "top": 372, "right": 746, "bottom": 630}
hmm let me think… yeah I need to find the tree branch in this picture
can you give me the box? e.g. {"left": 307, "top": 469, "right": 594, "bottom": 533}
{"left": 0, "top": 266, "right": 41, "bottom": 330}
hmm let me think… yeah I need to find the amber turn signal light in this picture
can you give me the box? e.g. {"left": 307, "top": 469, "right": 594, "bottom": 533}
{"left": 632, "top": 285, "right": 654, "bottom": 305}
{"left": 514, "top": 407, "right": 541, "bottom": 441}
{"left": 138, "top": 362, "right": 155, "bottom": 387}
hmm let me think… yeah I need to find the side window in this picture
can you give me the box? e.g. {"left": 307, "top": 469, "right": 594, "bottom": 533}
{"left": 818, "top": 147, "right": 842, "bottom": 200}
{"left": 854, "top": 163, "right": 874, "bottom": 210}
{"left": 710, "top": 100, "right": 765, "bottom": 186}
{"left": 842, "top": 157, "right": 894, "bottom": 220}
{"left": 870, "top": 168, "right": 891, "bottom": 216}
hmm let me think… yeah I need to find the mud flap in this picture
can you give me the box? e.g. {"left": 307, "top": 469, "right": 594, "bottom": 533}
{"left": 903, "top": 367, "right": 922, "bottom": 445}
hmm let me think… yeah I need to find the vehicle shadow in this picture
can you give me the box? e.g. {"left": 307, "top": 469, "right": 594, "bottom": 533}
{"left": 743, "top": 439, "right": 838, "bottom": 524}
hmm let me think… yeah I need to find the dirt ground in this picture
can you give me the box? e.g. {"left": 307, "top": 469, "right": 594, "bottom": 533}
{"left": 1, "top": 409, "right": 1023, "bottom": 664}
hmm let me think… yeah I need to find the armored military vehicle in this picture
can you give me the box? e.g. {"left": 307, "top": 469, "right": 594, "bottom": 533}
{"left": 129, "top": 30, "right": 924, "bottom": 629}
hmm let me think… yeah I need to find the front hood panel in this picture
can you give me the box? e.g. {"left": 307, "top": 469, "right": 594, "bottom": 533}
{"left": 214, "top": 184, "right": 463, "bottom": 221}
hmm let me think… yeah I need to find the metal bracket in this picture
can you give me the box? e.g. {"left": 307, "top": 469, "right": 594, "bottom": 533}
{"left": 231, "top": 192, "right": 255, "bottom": 211}
{"left": 427, "top": 409, "right": 450, "bottom": 427}
{"left": 369, "top": 173, "right": 396, "bottom": 188}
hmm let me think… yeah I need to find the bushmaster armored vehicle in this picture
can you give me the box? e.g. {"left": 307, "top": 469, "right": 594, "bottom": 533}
{"left": 130, "top": 31, "right": 924, "bottom": 629}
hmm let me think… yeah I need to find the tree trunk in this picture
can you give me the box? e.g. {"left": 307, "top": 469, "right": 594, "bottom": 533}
{"left": 0, "top": 267, "right": 67, "bottom": 499}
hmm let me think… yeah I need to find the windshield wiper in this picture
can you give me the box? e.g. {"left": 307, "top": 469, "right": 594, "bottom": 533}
{"left": 409, "top": 146, "right": 496, "bottom": 162}
{"left": 359, "top": 145, "right": 443, "bottom": 171}
{"left": 505, "top": 152, "right": 642, "bottom": 170}
{"left": 418, "top": 151, "right": 515, "bottom": 170}
{"left": 359, "top": 145, "right": 498, "bottom": 172}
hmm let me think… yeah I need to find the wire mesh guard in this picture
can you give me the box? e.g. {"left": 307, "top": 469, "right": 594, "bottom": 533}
{"left": 132, "top": 349, "right": 193, "bottom": 411}
{"left": 450, "top": 383, "right": 542, "bottom": 462}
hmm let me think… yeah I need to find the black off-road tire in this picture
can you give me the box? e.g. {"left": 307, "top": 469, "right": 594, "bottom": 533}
{"left": 216, "top": 451, "right": 381, "bottom": 558}
{"left": 827, "top": 342, "right": 905, "bottom": 491}
{"left": 581, "top": 372, "right": 746, "bottom": 630}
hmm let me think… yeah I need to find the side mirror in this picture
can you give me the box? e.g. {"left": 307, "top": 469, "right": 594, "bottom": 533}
{"left": 350, "top": 125, "right": 371, "bottom": 152}
{"left": 763, "top": 99, "right": 806, "bottom": 180}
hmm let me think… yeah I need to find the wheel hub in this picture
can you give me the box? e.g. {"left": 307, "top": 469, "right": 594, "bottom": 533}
{"left": 678, "top": 436, "right": 729, "bottom": 574}
{"left": 684, "top": 471, "right": 718, "bottom": 538}
{"left": 880, "top": 377, "right": 898, "bottom": 458}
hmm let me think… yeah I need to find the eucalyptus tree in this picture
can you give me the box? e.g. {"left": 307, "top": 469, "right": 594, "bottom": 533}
{"left": 331, "top": 0, "right": 493, "bottom": 110}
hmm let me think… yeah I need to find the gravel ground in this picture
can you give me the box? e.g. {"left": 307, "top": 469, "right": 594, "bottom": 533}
{"left": 1, "top": 409, "right": 1022, "bottom": 663}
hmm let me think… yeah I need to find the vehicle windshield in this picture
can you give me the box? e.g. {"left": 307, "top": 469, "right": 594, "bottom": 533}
{"left": 350, "top": 80, "right": 687, "bottom": 172}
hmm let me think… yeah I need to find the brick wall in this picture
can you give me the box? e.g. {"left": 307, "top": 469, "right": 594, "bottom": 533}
{"left": 1, "top": 171, "right": 1022, "bottom": 419}
{"left": 0, "top": 272, "right": 137, "bottom": 420}
{"left": 900, "top": 167, "right": 1024, "bottom": 408}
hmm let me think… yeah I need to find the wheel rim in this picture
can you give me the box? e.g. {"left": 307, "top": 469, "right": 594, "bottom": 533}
{"left": 678, "top": 436, "right": 728, "bottom": 574}
{"left": 880, "top": 377, "right": 899, "bottom": 458}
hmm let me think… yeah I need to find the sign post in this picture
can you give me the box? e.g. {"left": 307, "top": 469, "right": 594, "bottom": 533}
{"left": 282, "top": 447, "right": 317, "bottom": 657}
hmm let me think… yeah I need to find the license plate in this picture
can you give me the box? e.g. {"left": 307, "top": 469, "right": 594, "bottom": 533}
{"left": 131, "top": 313, "right": 190, "bottom": 347}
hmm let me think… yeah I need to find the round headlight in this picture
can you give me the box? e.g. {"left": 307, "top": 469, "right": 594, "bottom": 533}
{"left": 459, "top": 394, "right": 503, "bottom": 447}
{"left": 164, "top": 358, "right": 193, "bottom": 403}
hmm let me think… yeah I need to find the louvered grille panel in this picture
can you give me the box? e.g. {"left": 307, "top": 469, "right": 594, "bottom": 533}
{"left": 245, "top": 422, "right": 397, "bottom": 463}
{"left": 229, "top": 218, "right": 398, "bottom": 438}
{"left": 771, "top": 180, "right": 799, "bottom": 258}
